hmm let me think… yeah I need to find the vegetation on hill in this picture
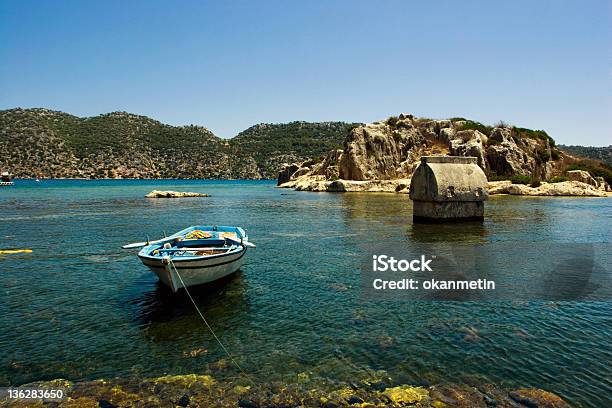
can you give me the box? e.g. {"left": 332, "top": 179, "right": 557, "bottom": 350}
{"left": 558, "top": 145, "right": 612, "bottom": 167}
{"left": 230, "top": 121, "right": 359, "bottom": 179}
{"left": 0, "top": 108, "right": 356, "bottom": 179}
{"left": 1, "top": 108, "right": 609, "bottom": 182}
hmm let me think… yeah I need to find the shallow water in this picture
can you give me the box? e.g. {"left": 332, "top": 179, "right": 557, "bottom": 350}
{"left": 0, "top": 180, "right": 610, "bottom": 407}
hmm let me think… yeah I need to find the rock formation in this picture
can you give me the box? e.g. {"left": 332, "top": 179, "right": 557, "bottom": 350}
{"left": 595, "top": 176, "right": 611, "bottom": 191}
{"left": 145, "top": 190, "right": 209, "bottom": 198}
{"left": 278, "top": 114, "right": 611, "bottom": 197}
{"left": 487, "top": 181, "right": 606, "bottom": 196}
{"left": 566, "top": 170, "right": 597, "bottom": 187}
{"left": 279, "top": 115, "right": 561, "bottom": 189}
{"left": 277, "top": 163, "right": 301, "bottom": 186}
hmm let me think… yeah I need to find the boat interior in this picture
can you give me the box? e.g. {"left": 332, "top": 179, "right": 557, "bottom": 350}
{"left": 146, "top": 227, "right": 245, "bottom": 258}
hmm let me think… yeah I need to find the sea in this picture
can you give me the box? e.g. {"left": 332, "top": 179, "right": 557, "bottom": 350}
{"left": 0, "top": 179, "right": 610, "bottom": 407}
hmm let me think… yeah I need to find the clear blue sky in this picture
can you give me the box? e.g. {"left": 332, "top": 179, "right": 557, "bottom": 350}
{"left": 1, "top": 0, "right": 610, "bottom": 145}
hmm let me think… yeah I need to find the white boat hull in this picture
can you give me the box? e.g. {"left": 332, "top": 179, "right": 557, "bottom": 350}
{"left": 139, "top": 247, "right": 247, "bottom": 292}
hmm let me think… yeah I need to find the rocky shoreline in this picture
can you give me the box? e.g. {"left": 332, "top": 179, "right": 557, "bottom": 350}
{"left": 0, "top": 375, "right": 573, "bottom": 408}
{"left": 279, "top": 176, "right": 609, "bottom": 197}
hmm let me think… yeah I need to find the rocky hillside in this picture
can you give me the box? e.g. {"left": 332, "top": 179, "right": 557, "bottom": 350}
{"left": 278, "top": 114, "right": 612, "bottom": 189}
{"left": 559, "top": 145, "right": 612, "bottom": 166}
{"left": 0, "top": 108, "right": 356, "bottom": 179}
{"left": 231, "top": 121, "right": 358, "bottom": 178}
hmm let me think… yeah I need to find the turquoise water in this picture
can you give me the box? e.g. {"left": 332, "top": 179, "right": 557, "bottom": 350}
{"left": 0, "top": 180, "right": 610, "bottom": 407}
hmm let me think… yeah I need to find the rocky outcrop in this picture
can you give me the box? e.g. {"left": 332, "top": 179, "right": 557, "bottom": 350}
{"left": 338, "top": 115, "right": 430, "bottom": 180}
{"left": 566, "top": 170, "right": 597, "bottom": 187}
{"left": 487, "top": 180, "right": 607, "bottom": 197}
{"left": 277, "top": 163, "right": 300, "bottom": 186}
{"left": 595, "top": 176, "right": 611, "bottom": 191}
{"left": 449, "top": 130, "right": 488, "bottom": 168}
{"left": 145, "top": 190, "right": 209, "bottom": 198}
{"left": 279, "top": 114, "right": 568, "bottom": 190}
{"left": 280, "top": 175, "right": 410, "bottom": 193}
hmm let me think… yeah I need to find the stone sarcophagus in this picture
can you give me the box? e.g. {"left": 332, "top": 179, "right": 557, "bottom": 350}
{"left": 409, "top": 156, "right": 488, "bottom": 222}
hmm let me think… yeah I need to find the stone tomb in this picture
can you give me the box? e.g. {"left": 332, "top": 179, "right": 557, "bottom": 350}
{"left": 409, "top": 156, "right": 488, "bottom": 222}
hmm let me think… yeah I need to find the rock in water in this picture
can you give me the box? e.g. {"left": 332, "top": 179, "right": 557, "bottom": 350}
{"left": 487, "top": 180, "right": 606, "bottom": 196}
{"left": 145, "top": 190, "right": 209, "bottom": 198}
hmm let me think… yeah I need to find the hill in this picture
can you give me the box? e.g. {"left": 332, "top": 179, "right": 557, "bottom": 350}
{"left": 230, "top": 121, "right": 358, "bottom": 179}
{"left": 559, "top": 145, "right": 612, "bottom": 167}
{"left": 0, "top": 108, "right": 357, "bottom": 179}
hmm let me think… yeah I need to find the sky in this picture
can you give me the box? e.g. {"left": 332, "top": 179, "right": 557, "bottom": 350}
{"left": 1, "top": 0, "right": 610, "bottom": 145}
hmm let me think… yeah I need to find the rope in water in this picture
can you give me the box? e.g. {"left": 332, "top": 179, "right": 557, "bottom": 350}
{"left": 167, "top": 257, "right": 255, "bottom": 385}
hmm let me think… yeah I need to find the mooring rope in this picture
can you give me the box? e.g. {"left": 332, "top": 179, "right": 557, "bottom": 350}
{"left": 167, "top": 257, "right": 255, "bottom": 385}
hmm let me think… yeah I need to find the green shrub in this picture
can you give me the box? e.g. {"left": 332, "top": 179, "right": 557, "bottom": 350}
{"left": 549, "top": 176, "right": 567, "bottom": 183}
{"left": 551, "top": 149, "right": 561, "bottom": 161}
{"left": 386, "top": 116, "right": 399, "bottom": 127}
{"left": 486, "top": 170, "right": 507, "bottom": 181}
{"left": 511, "top": 174, "right": 531, "bottom": 184}
{"left": 536, "top": 149, "right": 551, "bottom": 163}
{"left": 494, "top": 120, "right": 511, "bottom": 128}
{"left": 456, "top": 120, "right": 492, "bottom": 135}
{"left": 530, "top": 180, "right": 541, "bottom": 188}
{"left": 513, "top": 127, "right": 556, "bottom": 147}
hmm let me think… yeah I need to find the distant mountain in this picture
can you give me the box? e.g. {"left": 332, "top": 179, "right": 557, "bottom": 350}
{"left": 559, "top": 145, "right": 612, "bottom": 167}
{"left": 231, "top": 121, "right": 359, "bottom": 180}
{"left": 0, "top": 108, "right": 358, "bottom": 179}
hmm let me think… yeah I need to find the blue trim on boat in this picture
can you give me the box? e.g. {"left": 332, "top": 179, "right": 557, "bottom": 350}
{"left": 138, "top": 246, "right": 247, "bottom": 269}
{"left": 173, "top": 250, "right": 245, "bottom": 269}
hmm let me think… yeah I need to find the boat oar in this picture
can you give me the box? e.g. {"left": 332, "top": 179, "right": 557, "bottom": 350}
{"left": 225, "top": 237, "right": 256, "bottom": 248}
{"left": 121, "top": 242, "right": 150, "bottom": 249}
{"left": 121, "top": 236, "right": 176, "bottom": 249}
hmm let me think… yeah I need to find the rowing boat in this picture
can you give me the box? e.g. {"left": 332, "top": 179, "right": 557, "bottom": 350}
{"left": 133, "top": 226, "right": 254, "bottom": 292}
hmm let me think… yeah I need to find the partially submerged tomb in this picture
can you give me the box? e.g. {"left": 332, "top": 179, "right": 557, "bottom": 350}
{"left": 409, "top": 156, "right": 488, "bottom": 222}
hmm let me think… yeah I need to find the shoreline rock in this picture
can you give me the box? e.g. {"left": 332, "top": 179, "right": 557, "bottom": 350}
{"left": 2, "top": 375, "right": 573, "bottom": 408}
{"left": 279, "top": 176, "right": 411, "bottom": 193}
{"left": 487, "top": 180, "right": 607, "bottom": 197}
{"left": 145, "top": 190, "right": 209, "bottom": 198}
{"left": 280, "top": 176, "right": 609, "bottom": 197}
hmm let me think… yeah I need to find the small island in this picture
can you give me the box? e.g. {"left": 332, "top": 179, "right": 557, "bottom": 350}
{"left": 145, "top": 190, "right": 209, "bottom": 198}
{"left": 277, "top": 114, "right": 611, "bottom": 197}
